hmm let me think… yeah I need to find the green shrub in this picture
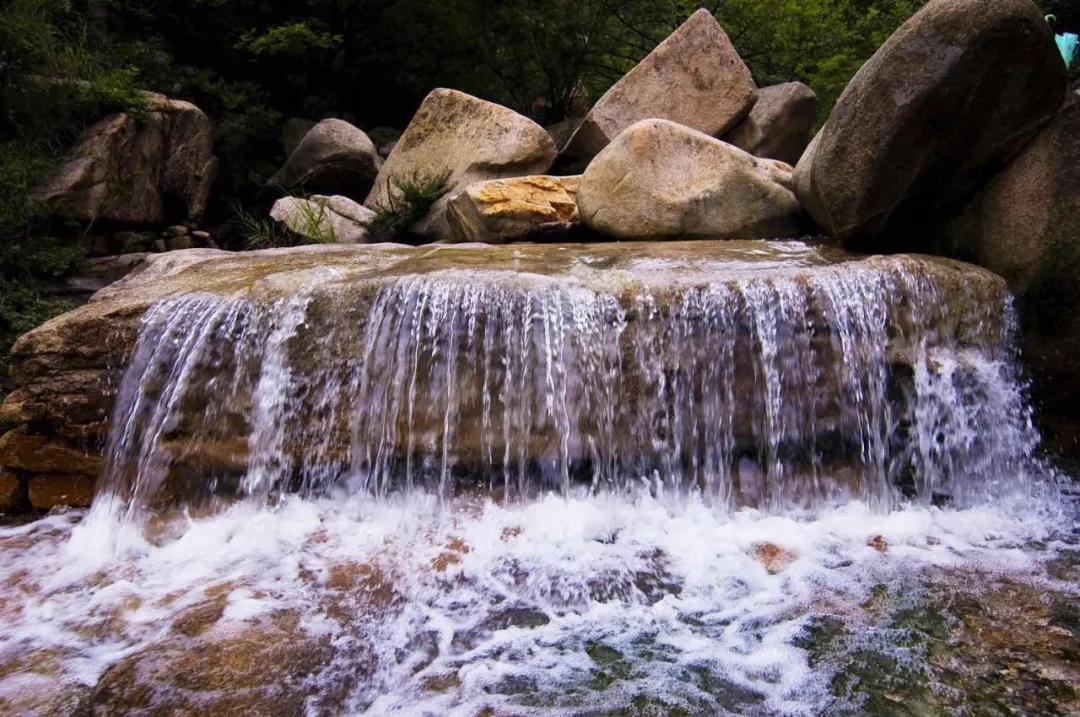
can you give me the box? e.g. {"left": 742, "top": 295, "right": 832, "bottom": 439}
{"left": 365, "top": 169, "right": 452, "bottom": 241}
{"left": 233, "top": 200, "right": 338, "bottom": 250}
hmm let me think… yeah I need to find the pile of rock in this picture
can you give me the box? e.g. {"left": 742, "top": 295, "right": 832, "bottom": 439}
{"left": 268, "top": 9, "right": 819, "bottom": 246}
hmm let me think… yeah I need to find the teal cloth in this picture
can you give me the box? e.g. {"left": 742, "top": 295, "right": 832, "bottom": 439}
{"left": 1058, "top": 33, "right": 1078, "bottom": 67}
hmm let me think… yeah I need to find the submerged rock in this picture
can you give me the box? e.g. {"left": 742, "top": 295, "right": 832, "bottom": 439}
{"left": 577, "top": 119, "right": 805, "bottom": 240}
{"left": 31, "top": 93, "right": 218, "bottom": 224}
{"left": 558, "top": 9, "right": 756, "bottom": 169}
{"left": 91, "top": 617, "right": 337, "bottom": 716}
{"left": 794, "top": 0, "right": 1067, "bottom": 249}
{"left": 724, "top": 82, "right": 819, "bottom": 166}
{"left": 365, "top": 89, "right": 557, "bottom": 242}
{"left": 446, "top": 175, "right": 580, "bottom": 243}
{"left": 271, "top": 119, "right": 382, "bottom": 198}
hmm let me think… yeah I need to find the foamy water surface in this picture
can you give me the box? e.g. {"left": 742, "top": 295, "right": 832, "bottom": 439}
{"left": 0, "top": 487, "right": 1075, "bottom": 716}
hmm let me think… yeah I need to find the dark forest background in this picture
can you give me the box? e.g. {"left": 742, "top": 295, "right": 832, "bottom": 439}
{"left": 0, "top": 0, "right": 1077, "bottom": 365}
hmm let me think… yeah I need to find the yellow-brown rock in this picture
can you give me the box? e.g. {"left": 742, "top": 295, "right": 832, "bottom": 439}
{"left": 447, "top": 175, "right": 580, "bottom": 243}
{"left": 0, "top": 430, "right": 101, "bottom": 475}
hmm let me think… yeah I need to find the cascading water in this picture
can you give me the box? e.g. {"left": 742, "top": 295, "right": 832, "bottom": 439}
{"left": 98, "top": 242, "right": 1037, "bottom": 517}
{"left": 0, "top": 241, "right": 1072, "bottom": 716}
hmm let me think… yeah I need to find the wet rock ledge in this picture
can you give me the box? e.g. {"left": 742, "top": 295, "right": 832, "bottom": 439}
{"left": 0, "top": 241, "right": 1006, "bottom": 512}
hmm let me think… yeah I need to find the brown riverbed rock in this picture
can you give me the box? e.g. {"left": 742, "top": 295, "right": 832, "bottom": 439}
{"left": 27, "top": 474, "right": 95, "bottom": 509}
{"left": 365, "top": 89, "right": 557, "bottom": 242}
{"left": 577, "top": 119, "right": 805, "bottom": 240}
{"left": 558, "top": 9, "right": 755, "bottom": 170}
{"left": 754, "top": 543, "right": 796, "bottom": 574}
{"left": 31, "top": 93, "right": 217, "bottom": 224}
{"left": 794, "top": 0, "right": 1067, "bottom": 250}
{"left": 0, "top": 430, "right": 100, "bottom": 475}
{"left": 446, "top": 175, "right": 580, "bottom": 243}
{"left": 0, "top": 470, "right": 21, "bottom": 511}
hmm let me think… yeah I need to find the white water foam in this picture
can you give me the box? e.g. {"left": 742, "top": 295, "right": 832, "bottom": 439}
{"left": 0, "top": 489, "right": 1071, "bottom": 715}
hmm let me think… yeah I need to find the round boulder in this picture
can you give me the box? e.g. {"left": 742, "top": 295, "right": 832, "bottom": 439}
{"left": 723, "top": 82, "right": 819, "bottom": 166}
{"left": 271, "top": 119, "right": 382, "bottom": 198}
{"left": 364, "top": 89, "right": 557, "bottom": 242}
{"left": 577, "top": 119, "right": 806, "bottom": 241}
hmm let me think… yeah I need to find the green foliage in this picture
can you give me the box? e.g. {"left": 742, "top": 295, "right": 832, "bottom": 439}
{"left": 233, "top": 199, "right": 338, "bottom": 250}
{"left": 0, "top": 0, "right": 140, "bottom": 370}
{"left": 233, "top": 204, "right": 297, "bottom": 250}
{"left": 237, "top": 23, "right": 341, "bottom": 57}
{"left": 365, "top": 170, "right": 453, "bottom": 240}
{"left": 0, "top": 238, "right": 85, "bottom": 368}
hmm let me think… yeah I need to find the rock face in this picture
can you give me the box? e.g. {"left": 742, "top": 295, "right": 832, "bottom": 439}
{"left": 724, "top": 82, "right": 819, "bottom": 165}
{"left": 0, "top": 243, "right": 1008, "bottom": 511}
{"left": 364, "top": 89, "right": 557, "bottom": 242}
{"left": 937, "top": 96, "right": 1080, "bottom": 460}
{"left": 446, "top": 175, "right": 580, "bottom": 243}
{"left": 271, "top": 119, "right": 382, "bottom": 198}
{"left": 270, "top": 195, "right": 375, "bottom": 244}
{"left": 793, "top": 0, "right": 1067, "bottom": 249}
{"left": 31, "top": 94, "right": 218, "bottom": 224}
{"left": 577, "top": 119, "right": 805, "bottom": 241}
{"left": 558, "top": 9, "right": 756, "bottom": 169}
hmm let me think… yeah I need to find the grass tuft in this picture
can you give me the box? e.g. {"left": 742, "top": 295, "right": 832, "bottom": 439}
{"left": 365, "top": 169, "right": 452, "bottom": 240}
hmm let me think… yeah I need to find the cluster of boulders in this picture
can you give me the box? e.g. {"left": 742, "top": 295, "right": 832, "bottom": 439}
{"left": 269, "top": 0, "right": 1080, "bottom": 458}
{"left": 268, "top": 9, "right": 820, "bottom": 246}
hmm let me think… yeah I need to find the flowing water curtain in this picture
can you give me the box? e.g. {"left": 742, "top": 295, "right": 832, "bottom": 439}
{"left": 96, "top": 262, "right": 1043, "bottom": 516}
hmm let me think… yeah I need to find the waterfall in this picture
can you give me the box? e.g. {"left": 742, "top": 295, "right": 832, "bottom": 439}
{"left": 96, "top": 244, "right": 1040, "bottom": 517}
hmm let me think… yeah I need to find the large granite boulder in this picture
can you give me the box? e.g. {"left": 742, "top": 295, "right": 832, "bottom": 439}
{"left": 364, "top": 89, "right": 557, "bottom": 242}
{"left": 31, "top": 93, "right": 218, "bottom": 224}
{"left": 577, "top": 119, "right": 805, "bottom": 241}
{"left": 271, "top": 119, "right": 381, "bottom": 198}
{"left": 793, "top": 0, "right": 1067, "bottom": 250}
{"left": 270, "top": 195, "right": 375, "bottom": 244}
{"left": 446, "top": 175, "right": 580, "bottom": 243}
{"left": 557, "top": 9, "right": 756, "bottom": 170}
{"left": 937, "top": 96, "right": 1080, "bottom": 460}
{"left": 723, "top": 82, "right": 818, "bottom": 166}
